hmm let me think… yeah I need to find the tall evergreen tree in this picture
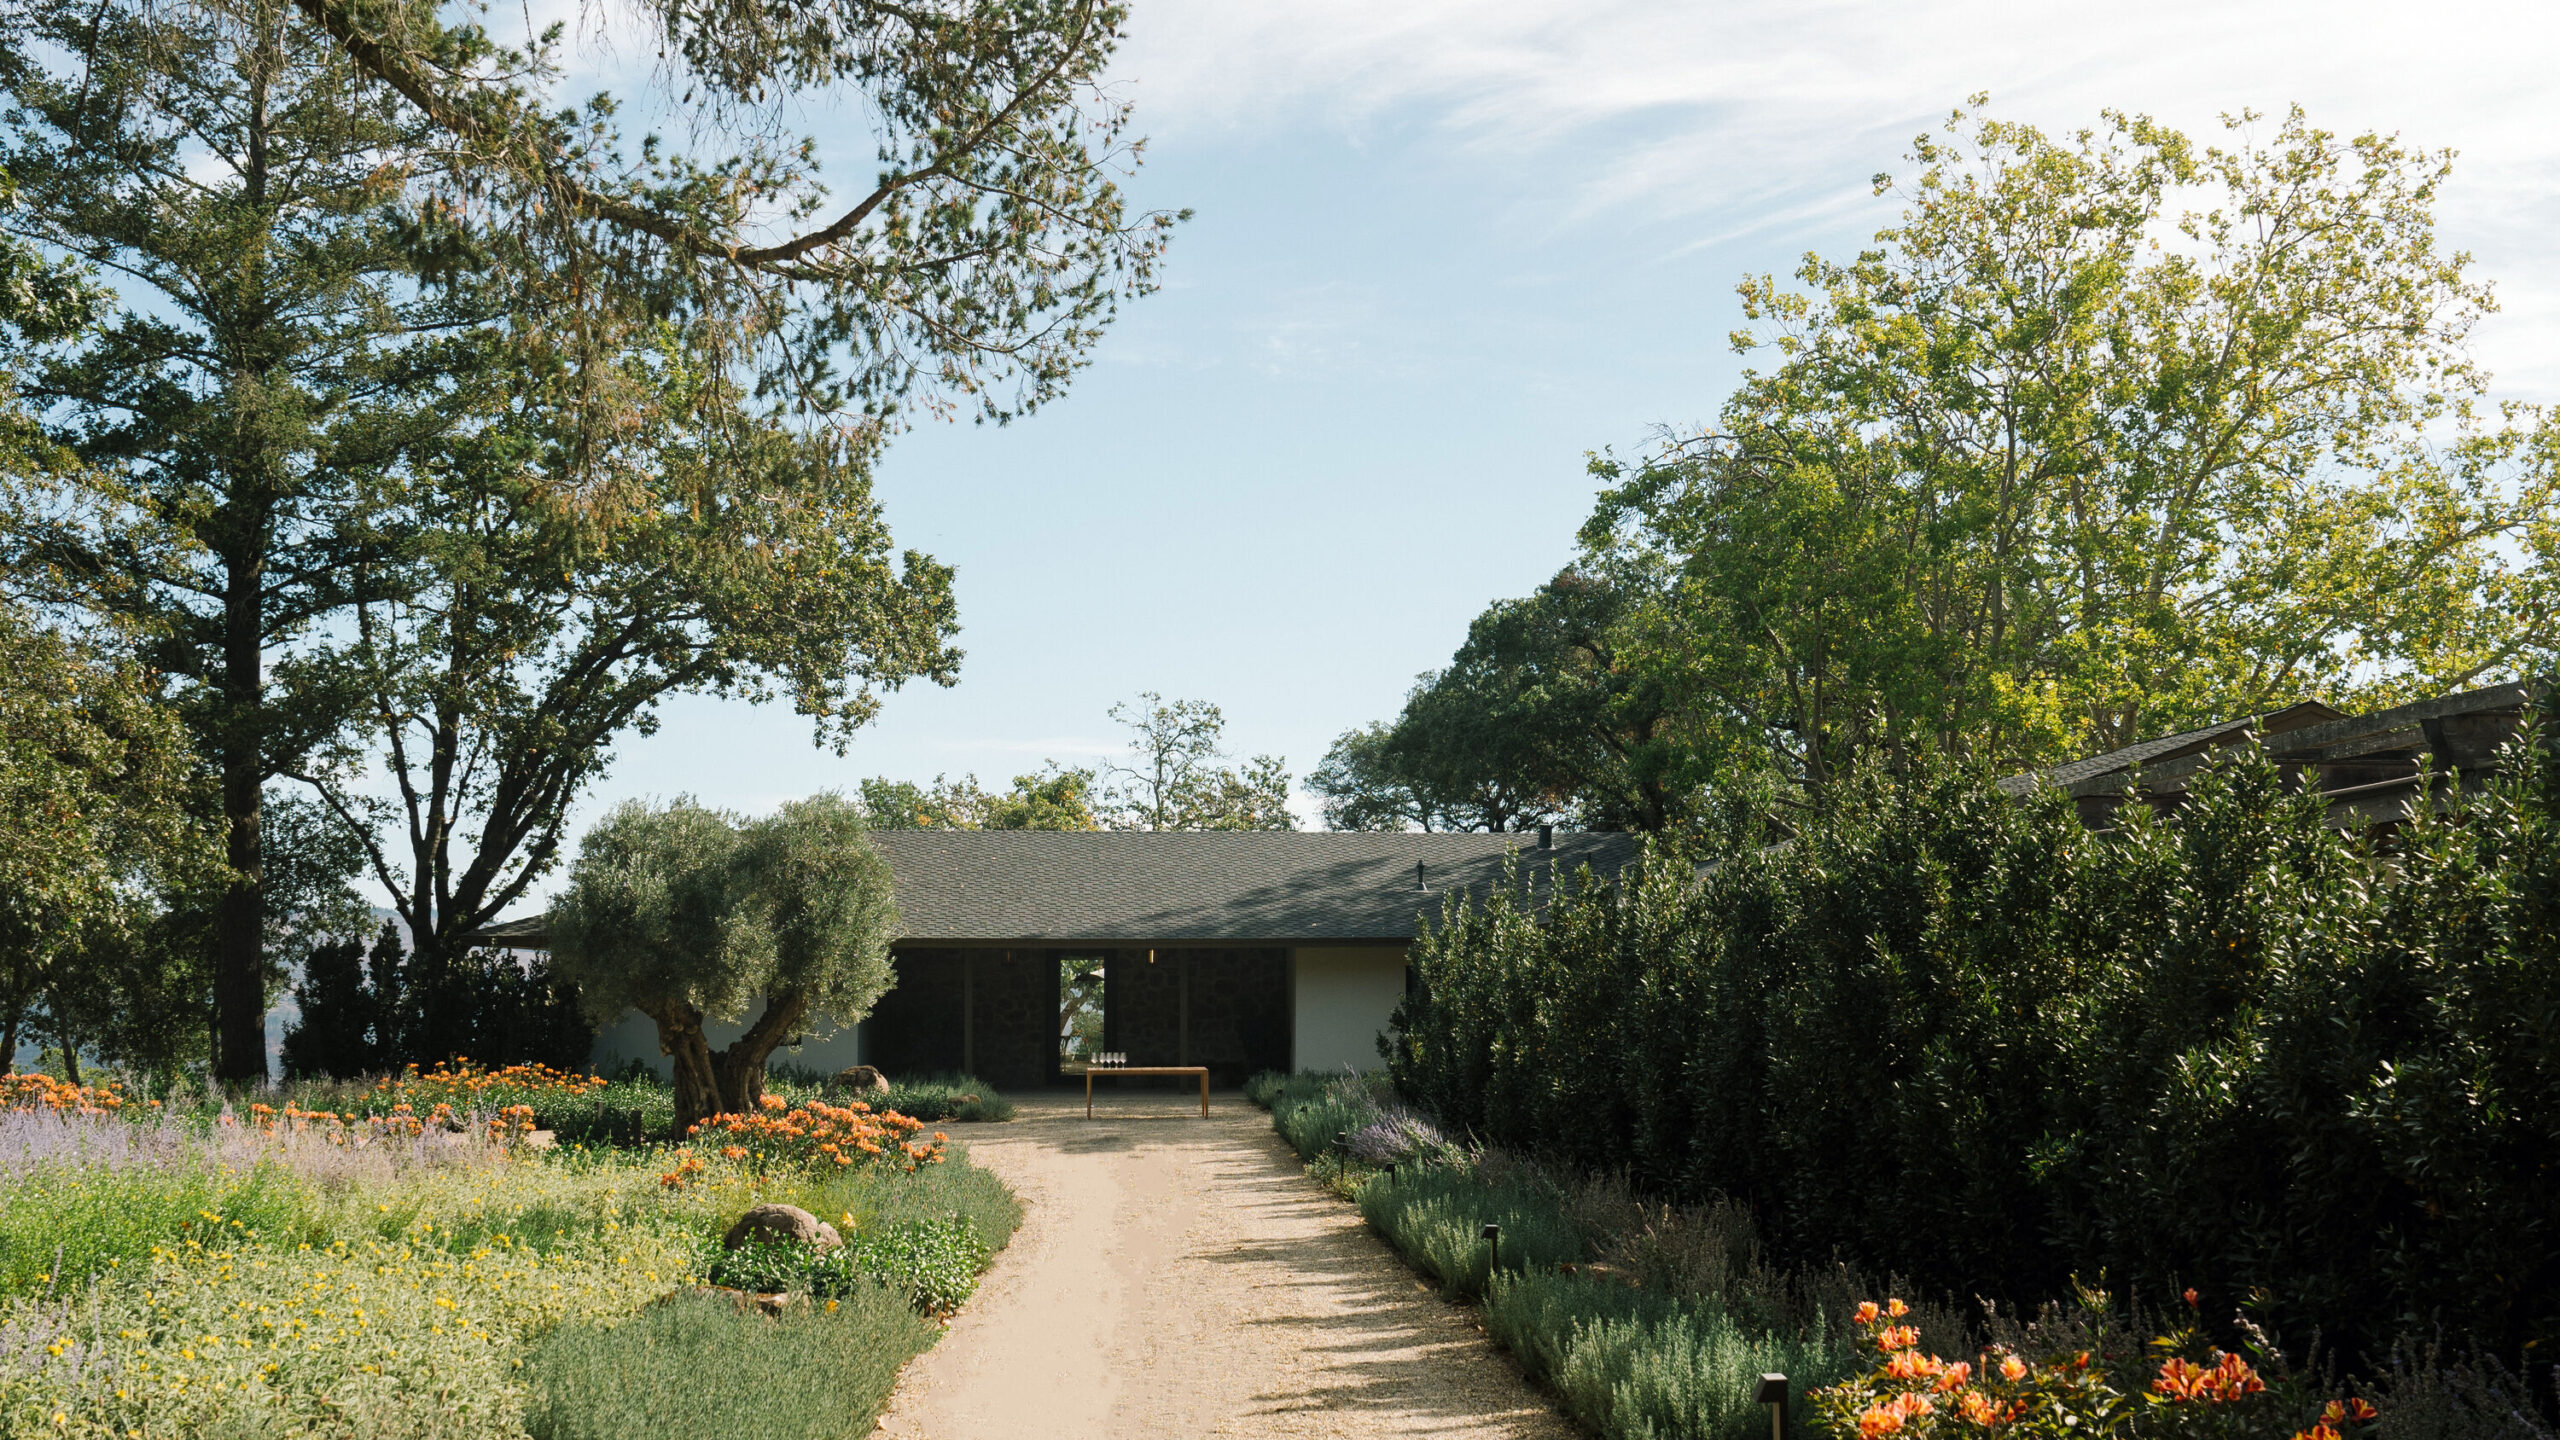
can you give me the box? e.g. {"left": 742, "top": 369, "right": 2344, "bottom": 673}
{"left": 0, "top": 0, "right": 470, "bottom": 1079}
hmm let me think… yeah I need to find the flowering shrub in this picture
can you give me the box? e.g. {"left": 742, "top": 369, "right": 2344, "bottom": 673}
{"left": 367, "top": 1061, "right": 607, "bottom": 1115}
{"left": 682, "top": 1096, "right": 946, "bottom": 1177}
{"left": 0, "top": 1075, "right": 130, "bottom": 1116}
{"left": 1811, "top": 1298, "right": 2379, "bottom": 1440}
{"left": 0, "top": 1227, "right": 697, "bottom": 1439}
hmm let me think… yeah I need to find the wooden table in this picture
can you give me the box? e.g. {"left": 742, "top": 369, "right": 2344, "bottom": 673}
{"left": 1082, "top": 1065, "right": 1210, "bottom": 1118}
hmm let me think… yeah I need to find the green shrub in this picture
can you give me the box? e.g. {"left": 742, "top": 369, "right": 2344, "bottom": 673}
{"left": 1258, "top": 1072, "right": 1392, "bottom": 1162}
{"left": 523, "top": 1286, "right": 933, "bottom": 1440}
{"left": 1388, "top": 744, "right": 2560, "bottom": 1362}
{"left": 833, "top": 1217, "right": 989, "bottom": 1315}
{"left": 1487, "top": 1271, "right": 1853, "bottom": 1440}
{"left": 1356, "top": 1162, "right": 1588, "bottom": 1301}
{"left": 0, "top": 1159, "right": 319, "bottom": 1297}
{"left": 712, "top": 1218, "right": 990, "bottom": 1316}
{"left": 804, "top": 1144, "right": 1023, "bottom": 1253}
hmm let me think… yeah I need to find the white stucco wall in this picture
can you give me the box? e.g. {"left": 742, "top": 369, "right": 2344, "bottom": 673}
{"left": 1289, "top": 947, "right": 1409, "bottom": 1073}
{"left": 588, "top": 1001, "right": 864, "bottom": 1081}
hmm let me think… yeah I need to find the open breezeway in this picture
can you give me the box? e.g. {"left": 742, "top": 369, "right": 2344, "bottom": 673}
{"left": 872, "top": 1091, "right": 1575, "bottom": 1439}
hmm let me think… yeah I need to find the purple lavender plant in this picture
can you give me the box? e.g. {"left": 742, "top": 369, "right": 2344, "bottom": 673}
{"left": 0, "top": 1109, "right": 193, "bottom": 1176}
{"left": 1345, "top": 1106, "right": 1452, "bottom": 1168}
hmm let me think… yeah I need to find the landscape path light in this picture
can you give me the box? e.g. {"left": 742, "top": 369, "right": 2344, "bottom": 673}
{"left": 1480, "top": 1221, "right": 1501, "bottom": 1278}
{"left": 1755, "top": 1372, "right": 1789, "bottom": 1440}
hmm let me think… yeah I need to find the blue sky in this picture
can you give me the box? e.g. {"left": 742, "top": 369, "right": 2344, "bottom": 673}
{"left": 523, "top": 0, "right": 2560, "bottom": 893}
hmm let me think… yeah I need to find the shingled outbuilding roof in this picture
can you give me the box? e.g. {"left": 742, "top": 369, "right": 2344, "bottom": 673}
{"left": 469, "top": 830, "right": 1641, "bottom": 950}
{"left": 863, "top": 830, "right": 1640, "bottom": 944}
{"left": 1996, "top": 682, "right": 2545, "bottom": 830}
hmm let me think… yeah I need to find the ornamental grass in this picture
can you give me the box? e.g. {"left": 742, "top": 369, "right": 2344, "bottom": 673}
{"left": 521, "top": 1286, "right": 932, "bottom": 1440}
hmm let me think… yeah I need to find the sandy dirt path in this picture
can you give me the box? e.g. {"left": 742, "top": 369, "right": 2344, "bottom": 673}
{"left": 872, "top": 1090, "right": 1575, "bottom": 1440}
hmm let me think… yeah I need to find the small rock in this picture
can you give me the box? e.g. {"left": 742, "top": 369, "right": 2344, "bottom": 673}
{"left": 525, "top": 1130, "right": 557, "bottom": 1150}
{"left": 830, "top": 1065, "right": 889, "bottom": 1094}
{"left": 690, "top": 1286, "right": 801, "bottom": 1316}
{"left": 722, "top": 1203, "right": 842, "bottom": 1254}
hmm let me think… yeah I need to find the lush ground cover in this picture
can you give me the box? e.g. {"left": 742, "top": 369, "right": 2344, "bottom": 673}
{"left": 1250, "top": 1072, "right": 2556, "bottom": 1440}
{"left": 0, "top": 1067, "right": 1020, "bottom": 1439}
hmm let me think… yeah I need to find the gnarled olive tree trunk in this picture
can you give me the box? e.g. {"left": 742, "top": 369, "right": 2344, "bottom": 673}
{"left": 647, "top": 987, "right": 815, "bottom": 1134}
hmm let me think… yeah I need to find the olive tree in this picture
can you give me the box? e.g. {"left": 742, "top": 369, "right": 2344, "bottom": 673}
{"left": 549, "top": 793, "right": 895, "bottom": 1129}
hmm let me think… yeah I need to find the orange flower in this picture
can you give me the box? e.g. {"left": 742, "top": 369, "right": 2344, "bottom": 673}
{"left": 1958, "top": 1391, "right": 1999, "bottom": 1427}
{"left": 1856, "top": 1301, "right": 1882, "bottom": 1325}
{"left": 2155, "top": 1352, "right": 2264, "bottom": 1404}
{"left": 2183, "top": 1287, "right": 2199, "bottom": 1308}
{"left": 2291, "top": 1426, "right": 2340, "bottom": 1440}
{"left": 1998, "top": 1354, "right": 2028, "bottom": 1383}
{"left": 1876, "top": 1326, "right": 1920, "bottom": 1352}
{"left": 1883, "top": 1350, "right": 1941, "bottom": 1382}
{"left": 1933, "top": 1362, "right": 1973, "bottom": 1392}
{"left": 1858, "top": 1406, "right": 1904, "bottom": 1438}
{"left": 1887, "top": 1299, "right": 1910, "bottom": 1319}
{"left": 2323, "top": 1399, "right": 2378, "bottom": 1425}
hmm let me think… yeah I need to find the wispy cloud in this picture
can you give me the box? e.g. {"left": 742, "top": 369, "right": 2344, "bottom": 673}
{"left": 1115, "top": 0, "right": 2560, "bottom": 393}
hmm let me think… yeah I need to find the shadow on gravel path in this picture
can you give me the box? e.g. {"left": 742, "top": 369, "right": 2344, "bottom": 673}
{"left": 872, "top": 1090, "right": 1573, "bottom": 1439}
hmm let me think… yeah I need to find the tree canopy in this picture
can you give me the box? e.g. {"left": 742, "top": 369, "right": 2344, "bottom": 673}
{"left": 1336, "top": 103, "right": 2557, "bottom": 836}
{"left": 548, "top": 793, "right": 895, "bottom": 1128}
{"left": 1099, "top": 692, "right": 1293, "bottom": 831}
{"left": 0, "top": 0, "right": 1173, "bottom": 1078}
{"left": 0, "top": 607, "right": 216, "bottom": 1074}
{"left": 857, "top": 765, "right": 1101, "bottom": 830}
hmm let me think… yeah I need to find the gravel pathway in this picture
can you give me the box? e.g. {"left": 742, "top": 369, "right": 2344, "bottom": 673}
{"left": 872, "top": 1089, "right": 1575, "bottom": 1439}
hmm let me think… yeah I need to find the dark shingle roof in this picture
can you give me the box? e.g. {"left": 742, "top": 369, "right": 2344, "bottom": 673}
{"left": 1996, "top": 700, "right": 2347, "bottom": 797}
{"left": 862, "top": 830, "right": 1640, "bottom": 944}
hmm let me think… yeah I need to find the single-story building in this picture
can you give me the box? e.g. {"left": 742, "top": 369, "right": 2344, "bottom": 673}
{"left": 575, "top": 829, "right": 1638, "bottom": 1090}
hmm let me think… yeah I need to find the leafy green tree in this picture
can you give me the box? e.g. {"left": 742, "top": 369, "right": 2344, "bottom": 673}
{"left": 858, "top": 765, "right": 1099, "bottom": 830}
{"left": 0, "top": 608, "right": 214, "bottom": 1074}
{"left": 285, "top": 0, "right": 1179, "bottom": 437}
{"left": 1309, "top": 722, "right": 1440, "bottom": 831}
{"left": 1327, "top": 569, "right": 1675, "bottom": 833}
{"left": 549, "top": 794, "right": 896, "bottom": 1129}
{"left": 1579, "top": 102, "right": 2545, "bottom": 816}
{"left": 0, "top": 0, "right": 472, "bottom": 1079}
{"left": 1100, "top": 693, "right": 1293, "bottom": 831}
{"left": 291, "top": 337, "right": 958, "bottom": 992}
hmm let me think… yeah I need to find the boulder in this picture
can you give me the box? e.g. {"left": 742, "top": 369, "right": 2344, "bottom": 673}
{"left": 830, "top": 1065, "right": 890, "bottom": 1095}
{"left": 721, "top": 1203, "right": 843, "bottom": 1254}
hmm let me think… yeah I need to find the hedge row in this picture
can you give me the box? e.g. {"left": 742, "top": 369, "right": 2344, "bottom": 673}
{"left": 1388, "top": 743, "right": 2560, "bottom": 1363}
